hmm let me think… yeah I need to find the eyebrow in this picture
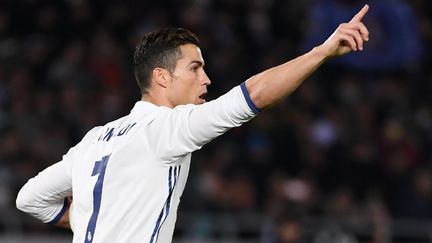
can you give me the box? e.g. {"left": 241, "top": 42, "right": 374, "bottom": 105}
{"left": 189, "top": 60, "right": 205, "bottom": 67}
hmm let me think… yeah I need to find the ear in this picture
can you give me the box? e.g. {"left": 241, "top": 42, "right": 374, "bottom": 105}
{"left": 152, "top": 68, "right": 171, "bottom": 88}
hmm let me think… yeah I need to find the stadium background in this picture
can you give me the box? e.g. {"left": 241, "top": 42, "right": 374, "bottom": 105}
{"left": 0, "top": 0, "right": 431, "bottom": 242}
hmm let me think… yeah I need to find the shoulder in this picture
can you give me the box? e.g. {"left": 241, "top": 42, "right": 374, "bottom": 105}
{"left": 153, "top": 104, "right": 194, "bottom": 119}
{"left": 79, "top": 126, "right": 104, "bottom": 145}
{"left": 158, "top": 104, "right": 199, "bottom": 123}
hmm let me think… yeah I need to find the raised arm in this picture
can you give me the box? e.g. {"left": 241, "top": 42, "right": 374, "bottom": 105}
{"left": 246, "top": 4, "right": 370, "bottom": 109}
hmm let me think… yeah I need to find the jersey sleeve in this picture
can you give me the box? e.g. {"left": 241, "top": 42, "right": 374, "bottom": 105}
{"left": 150, "top": 83, "right": 259, "bottom": 163}
{"left": 16, "top": 148, "right": 74, "bottom": 223}
{"left": 16, "top": 127, "right": 100, "bottom": 223}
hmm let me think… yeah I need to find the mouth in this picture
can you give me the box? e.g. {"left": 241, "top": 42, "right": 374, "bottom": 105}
{"left": 198, "top": 92, "right": 207, "bottom": 103}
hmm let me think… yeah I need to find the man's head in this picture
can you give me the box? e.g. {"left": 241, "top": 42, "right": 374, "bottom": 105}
{"left": 134, "top": 28, "right": 211, "bottom": 107}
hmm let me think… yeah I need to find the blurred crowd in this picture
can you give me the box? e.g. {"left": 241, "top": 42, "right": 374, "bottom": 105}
{"left": 0, "top": 0, "right": 431, "bottom": 242}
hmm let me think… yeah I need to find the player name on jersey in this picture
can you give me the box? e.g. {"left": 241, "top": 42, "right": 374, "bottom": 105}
{"left": 97, "top": 123, "right": 136, "bottom": 142}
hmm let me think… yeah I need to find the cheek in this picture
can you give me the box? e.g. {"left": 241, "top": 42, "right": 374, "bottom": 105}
{"left": 171, "top": 72, "right": 200, "bottom": 99}
{"left": 181, "top": 76, "right": 199, "bottom": 90}
{"left": 174, "top": 80, "right": 194, "bottom": 99}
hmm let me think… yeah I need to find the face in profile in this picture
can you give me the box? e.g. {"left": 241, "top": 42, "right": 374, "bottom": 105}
{"left": 166, "top": 44, "right": 211, "bottom": 107}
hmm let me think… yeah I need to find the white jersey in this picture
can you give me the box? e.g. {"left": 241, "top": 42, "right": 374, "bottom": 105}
{"left": 16, "top": 84, "right": 258, "bottom": 243}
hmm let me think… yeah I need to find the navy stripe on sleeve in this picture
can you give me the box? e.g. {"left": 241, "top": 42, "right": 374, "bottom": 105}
{"left": 240, "top": 82, "right": 261, "bottom": 114}
{"left": 48, "top": 198, "right": 69, "bottom": 225}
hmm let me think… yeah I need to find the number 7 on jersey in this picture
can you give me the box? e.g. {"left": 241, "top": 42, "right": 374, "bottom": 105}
{"left": 85, "top": 154, "right": 111, "bottom": 243}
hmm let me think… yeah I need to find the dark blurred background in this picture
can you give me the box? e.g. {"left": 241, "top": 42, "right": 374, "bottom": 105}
{"left": 0, "top": 0, "right": 431, "bottom": 242}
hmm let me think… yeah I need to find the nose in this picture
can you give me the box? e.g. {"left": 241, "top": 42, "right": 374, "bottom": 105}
{"left": 202, "top": 71, "right": 211, "bottom": 85}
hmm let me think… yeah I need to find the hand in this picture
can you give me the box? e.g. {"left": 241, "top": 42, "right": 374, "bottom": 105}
{"left": 54, "top": 196, "right": 73, "bottom": 230}
{"left": 319, "top": 4, "right": 370, "bottom": 58}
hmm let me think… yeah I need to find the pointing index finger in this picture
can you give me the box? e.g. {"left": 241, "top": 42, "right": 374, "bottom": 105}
{"left": 350, "top": 4, "right": 369, "bottom": 22}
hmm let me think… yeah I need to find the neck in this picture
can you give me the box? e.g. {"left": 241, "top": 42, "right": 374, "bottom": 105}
{"left": 142, "top": 92, "right": 173, "bottom": 108}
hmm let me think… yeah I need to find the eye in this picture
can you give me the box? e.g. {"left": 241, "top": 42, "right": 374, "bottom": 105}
{"left": 191, "top": 66, "right": 199, "bottom": 72}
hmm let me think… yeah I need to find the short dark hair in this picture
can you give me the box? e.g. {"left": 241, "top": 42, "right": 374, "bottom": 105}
{"left": 133, "top": 28, "right": 200, "bottom": 95}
